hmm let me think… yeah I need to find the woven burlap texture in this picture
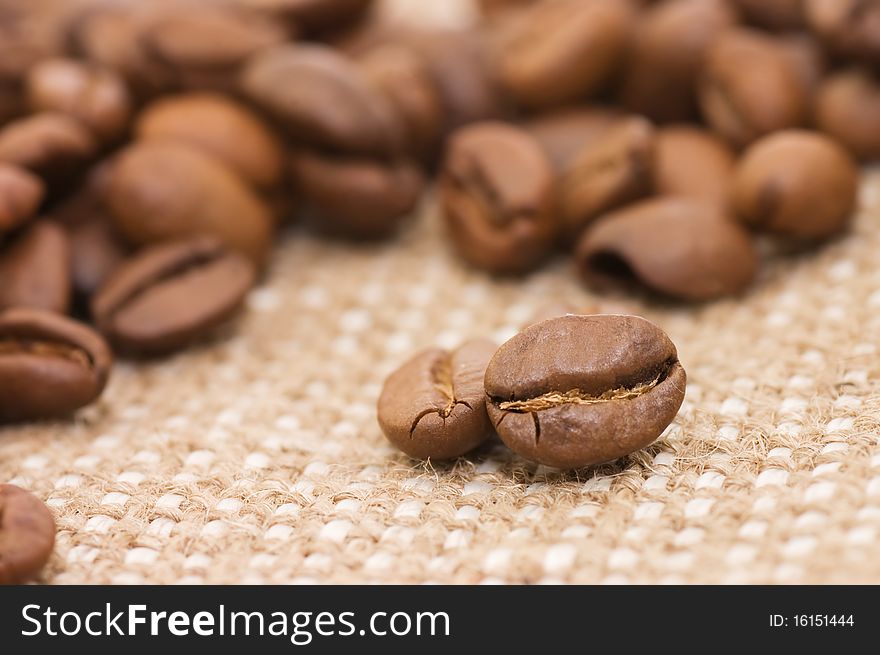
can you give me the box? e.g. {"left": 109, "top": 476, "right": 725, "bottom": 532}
{"left": 2, "top": 170, "right": 879, "bottom": 585}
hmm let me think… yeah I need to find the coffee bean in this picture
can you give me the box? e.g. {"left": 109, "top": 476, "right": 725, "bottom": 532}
{"left": 0, "top": 307, "right": 112, "bottom": 421}
{"left": 0, "top": 112, "right": 97, "bottom": 182}
{"left": 242, "top": 0, "right": 374, "bottom": 35}
{"left": 653, "top": 125, "right": 735, "bottom": 205}
{"left": 732, "top": 130, "right": 859, "bottom": 240}
{"left": 25, "top": 57, "right": 132, "bottom": 143}
{"left": 619, "top": 0, "right": 737, "bottom": 122}
{"left": 136, "top": 92, "right": 285, "bottom": 191}
{"left": 492, "top": 0, "right": 635, "bottom": 110}
{"left": 805, "top": 0, "right": 880, "bottom": 68}
{"left": 733, "top": 0, "right": 805, "bottom": 31}
{"left": 105, "top": 141, "right": 274, "bottom": 267}
{"left": 778, "top": 33, "right": 827, "bottom": 95}
{"left": 576, "top": 197, "right": 758, "bottom": 300}
{"left": 0, "top": 163, "right": 44, "bottom": 234}
{"left": 69, "top": 217, "right": 129, "bottom": 300}
{"left": 0, "top": 484, "right": 55, "bottom": 584}
{"left": 439, "top": 122, "right": 557, "bottom": 274}
{"left": 290, "top": 151, "right": 423, "bottom": 239}
{"left": 815, "top": 69, "right": 880, "bottom": 161}
{"left": 0, "top": 221, "right": 71, "bottom": 314}
{"left": 378, "top": 339, "right": 497, "bottom": 460}
{"left": 92, "top": 237, "right": 256, "bottom": 355}
{"left": 240, "top": 44, "right": 402, "bottom": 157}
{"left": 559, "top": 116, "right": 655, "bottom": 240}
{"left": 699, "top": 29, "right": 809, "bottom": 147}
{"left": 524, "top": 106, "right": 624, "bottom": 170}
{"left": 484, "top": 314, "right": 687, "bottom": 469}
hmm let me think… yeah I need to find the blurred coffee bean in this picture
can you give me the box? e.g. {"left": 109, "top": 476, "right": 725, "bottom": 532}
{"left": 105, "top": 142, "right": 273, "bottom": 267}
{"left": 0, "top": 307, "right": 112, "bottom": 421}
{"left": 136, "top": 93, "right": 284, "bottom": 191}
{"left": 778, "top": 33, "right": 827, "bottom": 95}
{"left": 25, "top": 58, "right": 132, "bottom": 143}
{"left": 700, "top": 29, "right": 809, "bottom": 147}
{"left": 493, "top": 0, "right": 635, "bottom": 110}
{"left": 523, "top": 106, "right": 623, "bottom": 170}
{"left": 0, "top": 221, "right": 71, "bottom": 314}
{"left": 815, "top": 69, "right": 880, "bottom": 161}
{"left": 732, "top": 130, "right": 859, "bottom": 240}
{"left": 240, "top": 44, "right": 402, "bottom": 157}
{"left": 576, "top": 198, "right": 757, "bottom": 301}
{"left": 290, "top": 151, "right": 423, "bottom": 239}
{"left": 439, "top": 122, "right": 556, "bottom": 274}
{"left": 733, "top": 0, "right": 805, "bottom": 31}
{"left": 0, "top": 484, "right": 56, "bottom": 583}
{"left": 619, "top": 0, "right": 738, "bottom": 123}
{"left": 805, "top": 0, "right": 880, "bottom": 68}
{"left": 653, "top": 125, "right": 736, "bottom": 205}
{"left": 0, "top": 113, "right": 97, "bottom": 184}
{"left": 0, "top": 163, "right": 45, "bottom": 234}
{"left": 559, "top": 117, "right": 655, "bottom": 240}
{"left": 239, "top": 0, "right": 374, "bottom": 35}
{"left": 92, "top": 237, "right": 256, "bottom": 356}
{"left": 68, "top": 217, "right": 129, "bottom": 301}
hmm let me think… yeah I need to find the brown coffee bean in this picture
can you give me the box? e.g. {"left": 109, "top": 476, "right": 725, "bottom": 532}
{"left": 493, "top": 0, "right": 635, "bottom": 110}
{"left": 732, "top": 130, "right": 859, "bottom": 240}
{"left": 653, "top": 125, "right": 736, "bottom": 205}
{"left": 700, "top": 29, "right": 809, "bottom": 147}
{"left": 377, "top": 339, "right": 497, "bottom": 460}
{"left": 559, "top": 117, "right": 655, "bottom": 240}
{"left": 619, "top": 0, "right": 737, "bottom": 122}
{"left": 69, "top": 217, "right": 129, "bottom": 300}
{"left": 241, "top": 0, "right": 374, "bottom": 35}
{"left": 439, "top": 122, "right": 557, "bottom": 274}
{"left": 240, "top": 44, "right": 401, "bottom": 157}
{"left": 805, "top": 0, "right": 880, "bottom": 68}
{"left": 25, "top": 57, "right": 132, "bottom": 143}
{"left": 779, "top": 33, "right": 827, "bottom": 95}
{"left": 0, "top": 307, "right": 112, "bottom": 421}
{"left": 733, "top": 0, "right": 805, "bottom": 30}
{"left": 815, "top": 69, "right": 880, "bottom": 161}
{"left": 484, "top": 314, "right": 687, "bottom": 469}
{"left": 290, "top": 151, "right": 423, "bottom": 239}
{"left": 0, "top": 163, "right": 44, "bottom": 234}
{"left": 136, "top": 93, "right": 284, "bottom": 191}
{"left": 0, "top": 112, "right": 97, "bottom": 182}
{"left": 105, "top": 141, "right": 274, "bottom": 267}
{"left": 524, "top": 106, "right": 624, "bottom": 170}
{"left": 92, "top": 237, "right": 256, "bottom": 355}
{"left": 576, "top": 198, "right": 758, "bottom": 300}
{"left": 0, "top": 484, "right": 55, "bottom": 584}
{"left": 0, "top": 221, "right": 71, "bottom": 314}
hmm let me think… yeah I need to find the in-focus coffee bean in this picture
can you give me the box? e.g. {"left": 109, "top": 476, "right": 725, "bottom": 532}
{"left": 0, "top": 163, "right": 44, "bottom": 234}
{"left": 439, "top": 121, "right": 557, "bottom": 274}
{"left": 732, "top": 130, "right": 859, "bottom": 240}
{"left": 92, "top": 237, "right": 256, "bottom": 355}
{"left": 0, "top": 220, "right": 71, "bottom": 314}
{"left": 378, "top": 339, "right": 497, "bottom": 460}
{"left": 0, "top": 308, "right": 112, "bottom": 421}
{"left": 484, "top": 314, "right": 687, "bottom": 469}
{"left": 576, "top": 197, "right": 758, "bottom": 301}
{"left": 652, "top": 125, "right": 735, "bottom": 205}
{"left": 815, "top": 70, "right": 880, "bottom": 161}
{"left": 0, "top": 484, "right": 56, "bottom": 584}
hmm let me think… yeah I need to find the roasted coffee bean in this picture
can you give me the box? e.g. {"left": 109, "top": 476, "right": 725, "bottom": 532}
{"left": 576, "top": 198, "right": 757, "bottom": 300}
{"left": 0, "top": 484, "right": 56, "bottom": 584}
{"left": 733, "top": 0, "right": 805, "bottom": 30}
{"left": 136, "top": 93, "right": 284, "bottom": 191}
{"left": 240, "top": 0, "right": 374, "bottom": 35}
{"left": 290, "top": 151, "right": 423, "bottom": 239}
{"left": 732, "top": 130, "right": 859, "bottom": 240}
{"left": 25, "top": 58, "right": 132, "bottom": 143}
{"left": 0, "top": 308, "right": 112, "bottom": 421}
{"left": 0, "top": 221, "right": 71, "bottom": 314}
{"left": 240, "top": 44, "right": 401, "bottom": 157}
{"left": 484, "top": 314, "right": 687, "bottom": 469}
{"left": 440, "top": 122, "right": 556, "bottom": 274}
{"left": 619, "top": 0, "right": 737, "bottom": 123}
{"left": 700, "top": 29, "right": 809, "bottom": 147}
{"left": 0, "top": 163, "right": 44, "bottom": 234}
{"left": 805, "top": 0, "right": 880, "bottom": 68}
{"left": 92, "top": 237, "right": 256, "bottom": 355}
{"left": 559, "top": 117, "right": 655, "bottom": 240}
{"left": 815, "top": 69, "right": 880, "bottom": 161}
{"left": 493, "top": 0, "right": 635, "bottom": 110}
{"left": 779, "top": 33, "right": 827, "bottom": 95}
{"left": 524, "top": 106, "right": 623, "bottom": 170}
{"left": 105, "top": 141, "right": 274, "bottom": 267}
{"left": 0, "top": 112, "right": 97, "bottom": 182}
{"left": 377, "top": 339, "right": 497, "bottom": 460}
{"left": 653, "top": 125, "right": 736, "bottom": 205}
{"left": 69, "top": 217, "right": 129, "bottom": 300}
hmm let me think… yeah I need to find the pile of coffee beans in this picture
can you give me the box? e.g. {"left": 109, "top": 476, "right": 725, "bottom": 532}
{"left": 0, "top": 0, "right": 878, "bottom": 580}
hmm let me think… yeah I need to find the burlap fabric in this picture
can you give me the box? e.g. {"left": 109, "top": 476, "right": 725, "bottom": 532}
{"left": 1, "top": 169, "right": 878, "bottom": 585}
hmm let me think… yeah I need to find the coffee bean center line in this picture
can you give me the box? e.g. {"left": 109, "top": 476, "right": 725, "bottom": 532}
{"left": 0, "top": 338, "right": 92, "bottom": 368}
{"left": 494, "top": 374, "right": 665, "bottom": 413}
